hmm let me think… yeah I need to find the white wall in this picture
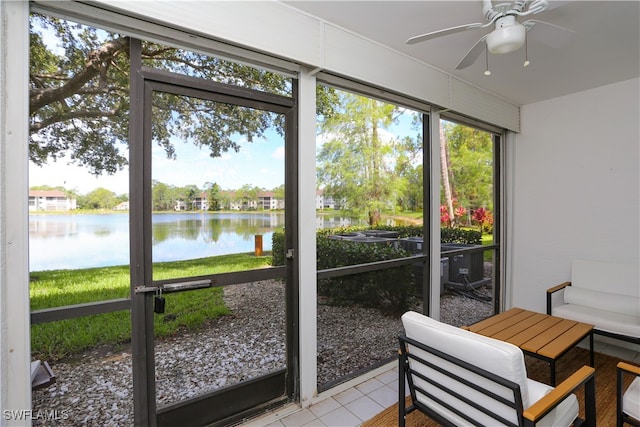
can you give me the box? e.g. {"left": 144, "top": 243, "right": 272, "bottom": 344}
{"left": 510, "top": 78, "right": 640, "bottom": 312}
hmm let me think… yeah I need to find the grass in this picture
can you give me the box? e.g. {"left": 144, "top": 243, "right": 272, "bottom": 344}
{"left": 30, "top": 253, "right": 272, "bottom": 361}
{"left": 30, "top": 224, "right": 495, "bottom": 360}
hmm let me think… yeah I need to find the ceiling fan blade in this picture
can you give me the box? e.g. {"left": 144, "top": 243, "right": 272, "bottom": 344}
{"left": 406, "top": 23, "right": 485, "bottom": 45}
{"left": 522, "top": 19, "right": 576, "bottom": 48}
{"left": 545, "top": 1, "right": 570, "bottom": 12}
{"left": 455, "top": 35, "right": 489, "bottom": 70}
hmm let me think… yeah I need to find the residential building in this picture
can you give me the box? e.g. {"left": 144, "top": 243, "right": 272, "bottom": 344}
{"left": 316, "top": 189, "right": 342, "bottom": 210}
{"left": 191, "top": 193, "right": 210, "bottom": 211}
{"left": 174, "top": 200, "right": 186, "bottom": 211}
{"left": 28, "top": 190, "right": 76, "bottom": 212}
{"left": 258, "top": 191, "right": 284, "bottom": 210}
{"left": 113, "top": 201, "right": 129, "bottom": 211}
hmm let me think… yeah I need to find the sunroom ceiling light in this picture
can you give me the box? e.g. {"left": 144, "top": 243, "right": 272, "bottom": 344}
{"left": 486, "top": 16, "right": 526, "bottom": 54}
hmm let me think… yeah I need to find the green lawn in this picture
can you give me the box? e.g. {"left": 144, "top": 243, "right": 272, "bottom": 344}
{"left": 31, "top": 226, "right": 495, "bottom": 360}
{"left": 30, "top": 253, "right": 272, "bottom": 360}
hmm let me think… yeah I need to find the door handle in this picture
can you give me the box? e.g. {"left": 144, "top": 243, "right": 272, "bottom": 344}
{"left": 134, "top": 279, "right": 212, "bottom": 294}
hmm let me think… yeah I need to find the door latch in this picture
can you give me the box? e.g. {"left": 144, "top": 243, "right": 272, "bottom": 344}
{"left": 286, "top": 248, "right": 295, "bottom": 260}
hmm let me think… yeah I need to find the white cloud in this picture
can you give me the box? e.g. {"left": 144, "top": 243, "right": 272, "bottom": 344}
{"left": 29, "top": 160, "right": 129, "bottom": 195}
{"left": 272, "top": 146, "right": 285, "bottom": 159}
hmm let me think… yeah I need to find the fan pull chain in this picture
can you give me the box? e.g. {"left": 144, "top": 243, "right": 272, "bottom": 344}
{"left": 524, "top": 35, "right": 530, "bottom": 67}
{"left": 484, "top": 47, "right": 491, "bottom": 76}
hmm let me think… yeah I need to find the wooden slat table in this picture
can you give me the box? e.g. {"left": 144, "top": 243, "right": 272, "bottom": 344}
{"left": 465, "top": 308, "right": 594, "bottom": 385}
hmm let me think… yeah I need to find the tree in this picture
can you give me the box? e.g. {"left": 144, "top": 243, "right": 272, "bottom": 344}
{"left": 393, "top": 134, "right": 423, "bottom": 212}
{"left": 442, "top": 122, "right": 494, "bottom": 218}
{"left": 80, "top": 187, "right": 117, "bottom": 210}
{"left": 440, "top": 124, "right": 456, "bottom": 226}
{"left": 317, "top": 93, "right": 405, "bottom": 226}
{"left": 115, "top": 193, "right": 129, "bottom": 204}
{"left": 204, "top": 182, "right": 221, "bottom": 211}
{"left": 182, "top": 185, "right": 200, "bottom": 210}
{"left": 218, "top": 191, "right": 234, "bottom": 211}
{"left": 29, "top": 13, "right": 338, "bottom": 176}
{"left": 235, "top": 184, "right": 259, "bottom": 210}
{"left": 152, "top": 180, "right": 173, "bottom": 211}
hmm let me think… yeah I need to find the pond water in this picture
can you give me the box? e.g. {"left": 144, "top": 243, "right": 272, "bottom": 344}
{"left": 29, "top": 212, "right": 368, "bottom": 271}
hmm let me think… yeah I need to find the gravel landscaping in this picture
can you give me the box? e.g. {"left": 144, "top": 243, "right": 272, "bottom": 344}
{"left": 32, "top": 280, "right": 492, "bottom": 426}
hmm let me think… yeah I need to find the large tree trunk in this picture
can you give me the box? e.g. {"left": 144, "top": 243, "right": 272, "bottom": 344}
{"left": 368, "top": 209, "right": 381, "bottom": 227}
{"left": 440, "top": 125, "right": 455, "bottom": 226}
{"left": 369, "top": 99, "right": 382, "bottom": 227}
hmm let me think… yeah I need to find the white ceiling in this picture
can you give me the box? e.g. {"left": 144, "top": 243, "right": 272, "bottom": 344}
{"left": 284, "top": 1, "right": 640, "bottom": 105}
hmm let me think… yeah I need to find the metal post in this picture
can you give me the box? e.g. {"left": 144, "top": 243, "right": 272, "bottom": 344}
{"left": 129, "top": 38, "right": 157, "bottom": 427}
{"left": 255, "top": 235, "right": 263, "bottom": 256}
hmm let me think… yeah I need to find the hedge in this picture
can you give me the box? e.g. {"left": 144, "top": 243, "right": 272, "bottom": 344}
{"left": 270, "top": 225, "right": 482, "bottom": 315}
{"left": 272, "top": 225, "right": 481, "bottom": 265}
{"left": 316, "top": 236, "right": 412, "bottom": 315}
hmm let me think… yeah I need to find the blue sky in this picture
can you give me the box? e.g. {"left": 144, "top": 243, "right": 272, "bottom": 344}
{"left": 29, "top": 111, "right": 420, "bottom": 196}
{"left": 29, "top": 131, "right": 285, "bottom": 195}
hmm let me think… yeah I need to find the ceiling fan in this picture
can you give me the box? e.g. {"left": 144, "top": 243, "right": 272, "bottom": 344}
{"left": 406, "top": 0, "right": 574, "bottom": 73}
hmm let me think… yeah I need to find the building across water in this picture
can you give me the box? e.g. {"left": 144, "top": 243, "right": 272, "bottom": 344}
{"left": 28, "top": 190, "right": 76, "bottom": 212}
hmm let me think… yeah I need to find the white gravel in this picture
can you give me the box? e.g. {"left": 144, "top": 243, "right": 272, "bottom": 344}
{"left": 32, "top": 280, "right": 492, "bottom": 426}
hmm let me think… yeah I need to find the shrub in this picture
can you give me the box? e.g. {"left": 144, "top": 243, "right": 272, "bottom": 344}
{"left": 273, "top": 227, "right": 415, "bottom": 315}
{"left": 441, "top": 227, "right": 482, "bottom": 244}
{"left": 317, "top": 236, "right": 413, "bottom": 316}
{"left": 272, "top": 228, "right": 286, "bottom": 266}
{"left": 472, "top": 207, "right": 494, "bottom": 234}
{"left": 271, "top": 224, "right": 482, "bottom": 315}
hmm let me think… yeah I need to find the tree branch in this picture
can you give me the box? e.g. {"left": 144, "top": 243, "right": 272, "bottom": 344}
{"left": 30, "top": 108, "right": 122, "bottom": 133}
{"left": 29, "top": 36, "right": 130, "bottom": 114}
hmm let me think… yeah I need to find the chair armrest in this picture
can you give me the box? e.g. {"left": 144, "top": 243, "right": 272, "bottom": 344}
{"left": 618, "top": 361, "right": 640, "bottom": 376}
{"left": 546, "top": 281, "right": 571, "bottom": 314}
{"left": 547, "top": 281, "right": 571, "bottom": 294}
{"left": 617, "top": 361, "right": 640, "bottom": 425}
{"left": 523, "top": 365, "right": 595, "bottom": 426}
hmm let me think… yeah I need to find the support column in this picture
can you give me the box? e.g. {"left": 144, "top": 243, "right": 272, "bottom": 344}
{"left": 1, "top": 1, "right": 32, "bottom": 424}
{"left": 297, "top": 68, "right": 318, "bottom": 408}
{"left": 428, "top": 111, "right": 442, "bottom": 321}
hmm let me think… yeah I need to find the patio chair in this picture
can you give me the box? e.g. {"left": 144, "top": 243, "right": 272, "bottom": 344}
{"left": 617, "top": 361, "right": 640, "bottom": 426}
{"left": 399, "top": 311, "right": 596, "bottom": 427}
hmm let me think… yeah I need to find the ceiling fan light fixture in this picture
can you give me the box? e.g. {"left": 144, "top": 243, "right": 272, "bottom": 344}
{"left": 486, "top": 18, "right": 526, "bottom": 54}
{"left": 406, "top": 2, "right": 573, "bottom": 71}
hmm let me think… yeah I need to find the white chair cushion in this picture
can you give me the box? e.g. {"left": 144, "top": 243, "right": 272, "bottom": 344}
{"left": 526, "top": 378, "right": 579, "bottom": 427}
{"left": 563, "top": 286, "right": 640, "bottom": 318}
{"left": 553, "top": 303, "right": 640, "bottom": 338}
{"left": 624, "top": 377, "right": 640, "bottom": 421}
{"left": 571, "top": 259, "right": 639, "bottom": 297}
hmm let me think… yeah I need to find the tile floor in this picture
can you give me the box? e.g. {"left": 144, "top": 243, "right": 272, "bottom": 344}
{"left": 241, "top": 340, "right": 640, "bottom": 427}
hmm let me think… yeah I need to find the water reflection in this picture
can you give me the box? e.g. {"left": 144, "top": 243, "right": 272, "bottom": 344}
{"left": 152, "top": 213, "right": 280, "bottom": 244}
{"left": 29, "top": 213, "right": 367, "bottom": 271}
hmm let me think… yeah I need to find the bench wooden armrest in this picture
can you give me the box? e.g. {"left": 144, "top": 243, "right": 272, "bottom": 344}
{"left": 618, "top": 361, "right": 640, "bottom": 376}
{"left": 523, "top": 365, "right": 595, "bottom": 426}
{"left": 547, "top": 281, "right": 571, "bottom": 294}
{"left": 546, "top": 281, "right": 571, "bottom": 314}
